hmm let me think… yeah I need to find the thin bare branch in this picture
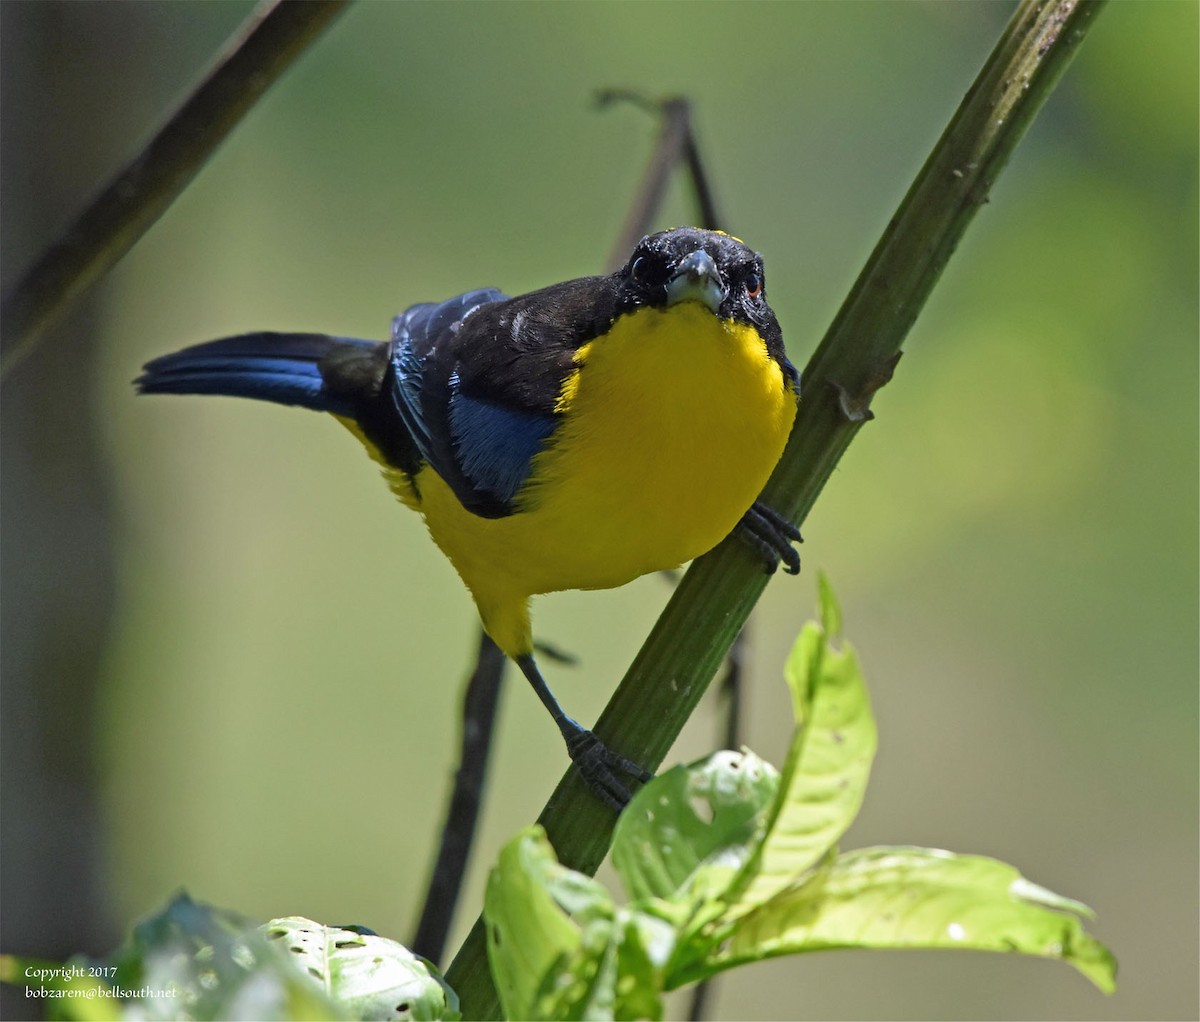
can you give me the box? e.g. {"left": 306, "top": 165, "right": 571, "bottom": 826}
{"left": 598, "top": 92, "right": 711, "bottom": 267}
{"left": 410, "top": 633, "right": 507, "bottom": 965}
{"left": 0, "top": 0, "right": 350, "bottom": 380}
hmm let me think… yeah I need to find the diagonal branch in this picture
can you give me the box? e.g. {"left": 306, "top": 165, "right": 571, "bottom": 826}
{"left": 445, "top": 1, "right": 1107, "bottom": 1015}
{"left": 0, "top": 0, "right": 350, "bottom": 380}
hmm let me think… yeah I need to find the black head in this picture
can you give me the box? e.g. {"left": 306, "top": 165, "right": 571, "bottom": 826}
{"left": 613, "top": 227, "right": 792, "bottom": 383}
{"left": 617, "top": 228, "right": 766, "bottom": 316}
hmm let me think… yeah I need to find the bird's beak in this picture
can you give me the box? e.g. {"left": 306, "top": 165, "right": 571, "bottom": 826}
{"left": 666, "top": 250, "right": 725, "bottom": 314}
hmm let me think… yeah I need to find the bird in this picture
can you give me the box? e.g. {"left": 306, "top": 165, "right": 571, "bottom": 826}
{"left": 136, "top": 226, "right": 801, "bottom": 808}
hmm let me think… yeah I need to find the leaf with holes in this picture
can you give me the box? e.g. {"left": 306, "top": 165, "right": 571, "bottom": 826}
{"left": 0, "top": 894, "right": 458, "bottom": 1022}
{"left": 484, "top": 826, "right": 620, "bottom": 1021}
{"left": 263, "top": 918, "right": 459, "bottom": 1021}
{"left": 3, "top": 892, "right": 345, "bottom": 1021}
{"left": 612, "top": 750, "right": 779, "bottom": 908}
{"left": 608, "top": 748, "right": 779, "bottom": 980}
{"left": 484, "top": 826, "right": 682, "bottom": 1021}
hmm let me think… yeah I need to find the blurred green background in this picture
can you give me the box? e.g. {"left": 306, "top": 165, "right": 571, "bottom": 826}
{"left": 2, "top": 2, "right": 1196, "bottom": 1020}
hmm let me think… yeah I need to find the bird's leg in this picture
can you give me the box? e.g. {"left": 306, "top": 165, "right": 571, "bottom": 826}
{"left": 514, "top": 653, "right": 653, "bottom": 810}
{"left": 735, "top": 500, "right": 803, "bottom": 575}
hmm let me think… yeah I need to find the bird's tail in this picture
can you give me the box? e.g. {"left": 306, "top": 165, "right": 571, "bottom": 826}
{"left": 135, "top": 332, "right": 379, "bottom": 416}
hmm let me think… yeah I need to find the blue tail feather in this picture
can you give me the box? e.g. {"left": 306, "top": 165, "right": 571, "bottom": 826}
{"left": 136, "top": 332, "right": 376, "bottom": 416}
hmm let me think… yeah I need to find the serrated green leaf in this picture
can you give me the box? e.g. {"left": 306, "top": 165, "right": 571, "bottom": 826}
{"left": 710, "top": 846, "right": 1116, "bottom": 994}
{"left": 721, "top": 596, "right": 877, "bottom": 922}
{"left": 485, "top": 826, "right": 623, "bottom": 1021}
{"left": 611, "top": 751, "right": 779, "bottom": 906}
{"left": 261, "top": 918, "right": 458, "bottom": 1021}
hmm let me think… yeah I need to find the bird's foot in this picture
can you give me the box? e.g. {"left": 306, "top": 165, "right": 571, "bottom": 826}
{"left": 563, "top": 726, "right": 653, "bottom": 811}
{"left": 735, "top": 500, "right": 802, "bottom": 575}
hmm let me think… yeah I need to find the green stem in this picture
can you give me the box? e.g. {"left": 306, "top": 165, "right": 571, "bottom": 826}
{"left": 0, "top": 0, "right": 350, "bottom": 381}
{"left": 445, "top": 0, "right": 1106, "bottom": 1016}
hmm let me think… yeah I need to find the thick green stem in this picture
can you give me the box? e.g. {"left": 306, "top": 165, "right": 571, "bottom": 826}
{"left": 445, "top": 1, "right": 1107, "bottom": 1016}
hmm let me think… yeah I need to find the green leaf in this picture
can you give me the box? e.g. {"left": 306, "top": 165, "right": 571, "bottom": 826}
{"left": 610, "top": 751, "right": 781, "bottom": 986}
{"left": 711, "top": 846, "right": 1117, "bottom": 994}
{"left": 485, "top": 826, "right": 623, "bottom": 1021}
{"left": 16, "top": 892, "right": 348, "bottom": 1021}
{"left": 721, "top": 581, "right": 877, "bottom": 921}
{"left": 103, "top": 892, "right": 345, "bottom": 1021}
{"left": 816, "top": 570, "right": 843, "bottom": 644}
{"left": 3, "top": 893, "right": 461, "bottom": 1021}
{"left": 261, "top": 918, "right": 459, "bottom": 1021}
{"left": 611, "top": 910, "right": 674, "bottom": 1021}
{"left": 611, "top": 752, "right": 779, "bottom": 906}
{"left": 478, "top": 580, "right": 1114, "bottom": 1007}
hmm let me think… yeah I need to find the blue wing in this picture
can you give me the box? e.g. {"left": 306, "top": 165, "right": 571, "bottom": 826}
{"left": 390, "top": 289, "right": 561, "bottom": 518}
{"left": 446, "top": 379, "right": 558, "bottom": 507}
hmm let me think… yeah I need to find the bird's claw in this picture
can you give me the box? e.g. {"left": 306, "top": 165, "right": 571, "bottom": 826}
{"left": 564, "top": 727, "right": 653, "bottom": 811}
{"left": 735, "top": 501, "right": 802, "bottom": 575}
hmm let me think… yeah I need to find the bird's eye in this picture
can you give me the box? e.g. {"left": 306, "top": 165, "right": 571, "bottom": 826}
{"left": 630, "top": 256, "right": 650, "bottom": 284}
{"left": 744, "top": 272, "right": 763, "bottom": 299}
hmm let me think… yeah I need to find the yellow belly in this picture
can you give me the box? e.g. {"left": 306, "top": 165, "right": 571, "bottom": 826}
{"left": 388, "top": 302, "right": 796, "bottom": 656}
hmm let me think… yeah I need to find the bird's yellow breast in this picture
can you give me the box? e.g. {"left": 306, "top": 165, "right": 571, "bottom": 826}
{"left": 394, "top": 302, "right": 796, "bottom": 655}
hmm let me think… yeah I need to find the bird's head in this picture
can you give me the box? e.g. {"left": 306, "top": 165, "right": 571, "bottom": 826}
{"left": 618, "top": 227, "right": 768, "bottom": 321}
{"left": 611, "top": 227, "right": 794, "bottom": 388}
